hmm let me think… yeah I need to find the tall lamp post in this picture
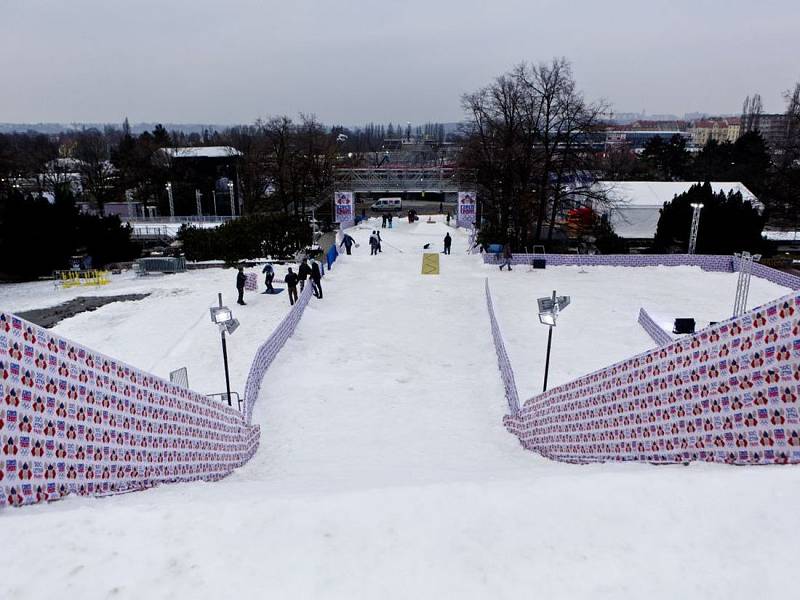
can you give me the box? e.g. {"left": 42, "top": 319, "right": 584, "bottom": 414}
{"left": 195, "top": 189, "right": 203, "bottom": 217}
{"left": 165, "top": 182, "right": 175, "bottom": 218}
{"left": 537, "top": 290, "right": 571, "bottom": 392}
{"left": 209, "top": 294, "right": 240, "bottom": 406}
{"left": 227, "top": 180, "right": 235, "bottom": 217}
{"left": 688, "top": 202, "right": 704, "bottom": 254}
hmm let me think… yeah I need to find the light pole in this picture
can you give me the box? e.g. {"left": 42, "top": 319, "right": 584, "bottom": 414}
{"left": 209, "top": 293, "right": 240, "bottom": 407}
{"left": 195, "top": 189, "right": 203, "bottom": 217}
{"left": 227, "top": 181, "right": 235, "bottom": 217}
{"left": 688, "top": 202, "right": 704, "bottom": 254}
{"left": 537, "top": 290, "right": 571, "bottom": 392}
{"left": 165, "top": 182, "right": 175, "bottom": 218}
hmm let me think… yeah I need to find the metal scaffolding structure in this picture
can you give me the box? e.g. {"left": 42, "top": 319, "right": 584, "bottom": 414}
{"left": 732, "top": 251, "right": 761, "bottom": 317}
{"left": 334, "top": 167, "right": 474, "bottom": 193}
{"left": 688, "top": 202, "right": 704, "bottom": 254}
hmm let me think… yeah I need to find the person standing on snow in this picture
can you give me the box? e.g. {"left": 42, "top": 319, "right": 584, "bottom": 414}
{"left": 381, "top": 213, "right": 387, "bottom": 228}
{"left": 387, "top": 213, "right": 393, "bottom": 229}
{"left": 340, "top": 233, "right": 356, "bottom": 255}
{"left": 443, "top": 232, "right": 452, "bottom": 255}
{"left": 310, "top": 260, "right": 323, "bottom": 299}
{"left": 262, "top": 262, "right": 275, "bottom": 293}
{"left": 376, "top": 230, "right": 383, "bottom": 252}
{"left": 284, "top": 267, "right": 299, "bottom": 305}
{"left": 499, "top": 242, "right": 513, "bottom": 271}
{"left": 236, "top": 267, "right": 247, "bottom": 305}
{"left": 297, "top": 258, "right": 312, "bottom": 291}
{"left": 369, "top": 231, "right": 378, "bottom": 255}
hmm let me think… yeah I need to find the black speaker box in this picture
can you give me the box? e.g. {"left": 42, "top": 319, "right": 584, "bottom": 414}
{"left": 673, "top": 318, "right": 696, "bottom": 334}
{"left": 532, "top": 258, "right": 546, "bottom": 269}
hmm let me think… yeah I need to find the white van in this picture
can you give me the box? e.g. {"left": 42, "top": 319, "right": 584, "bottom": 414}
{"left": 370, "top": 197, "right": 402, "bottom": 212}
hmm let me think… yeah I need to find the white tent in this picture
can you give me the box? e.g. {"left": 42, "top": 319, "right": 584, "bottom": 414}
{"left": 596, "top": 181, "right": 762, "bottom": 239}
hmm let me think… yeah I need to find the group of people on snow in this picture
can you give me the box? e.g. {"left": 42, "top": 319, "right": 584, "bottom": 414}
{"left": 235, "top": 257, "right": 323, "bottom": 308}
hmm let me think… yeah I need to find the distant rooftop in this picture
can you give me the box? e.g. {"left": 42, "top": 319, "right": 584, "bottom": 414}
{"left": 162, "top": 146, "right": 243, "bottom": 159}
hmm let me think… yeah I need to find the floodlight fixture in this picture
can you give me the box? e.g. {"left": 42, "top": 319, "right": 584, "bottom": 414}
{"left": 210, "top": 293, "right": 237, "bottom": 406}
{"left": 224, "top": 318, "right": 240, "bottom": 335}
{"left": 537, "top": 290, "right": 571, "bottom": 392}
{"left": 210, "top": 306, "right": 233, "bottom": 325}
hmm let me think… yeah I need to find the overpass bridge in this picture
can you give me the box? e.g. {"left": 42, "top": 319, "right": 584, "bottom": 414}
{"left": 334, "top": 167, "right": 475, "bottom": 194}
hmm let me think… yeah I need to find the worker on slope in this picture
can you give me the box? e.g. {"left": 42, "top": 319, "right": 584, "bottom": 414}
{"left": 499, "top": 243, "right": 513, "bottom": 271}
{"left": 297, "top": 258, "right": 312, "bottom": 291}
{"left": 340, "top": 233, "right": 356, "bottom": 255}
{"left": 284, "top": 267, "right": 299, "bottom": 305}
{"left": 262, "top": 263, "right": 275, "bottom": 294}
{"left": 310, "top": 260, "right": 323, "bottom": 299}
{"left": 236, "top": 266, "right": 247, "bottom": 305}
{"left": 443, "top": 232, "right": 452, "bottom": 255}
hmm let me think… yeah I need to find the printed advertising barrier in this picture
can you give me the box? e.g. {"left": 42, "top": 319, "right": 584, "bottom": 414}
{"left": 485, "top": 280, "right": 520, "bottom": 416}
{"left": 242, "top": 283, "right": 314, "bottom": 423}
{"left": 0, "top": 311, "right": 260, "bottom": 507}
{"left": 457, "top": 191, "right": 476, "bottom": 229}
{"left": 503, "top": 291, "right": 800, "bottom": 465}
{"left": 334, "top": 191, "right": 355, "bottom": 228}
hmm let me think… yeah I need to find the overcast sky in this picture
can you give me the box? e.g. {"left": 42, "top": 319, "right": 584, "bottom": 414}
{"left": 1, "top": 0, "right": 798, "bottom": 125}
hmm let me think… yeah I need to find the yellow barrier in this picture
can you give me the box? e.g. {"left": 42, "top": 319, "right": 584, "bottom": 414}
{"left": 56, "top": 270, "right": 111, "bottom": 288}
{"left": 421, "top": 253, "right": 440, "bottom": 275}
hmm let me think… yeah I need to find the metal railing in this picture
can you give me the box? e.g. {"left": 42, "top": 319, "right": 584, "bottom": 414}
{"left": 126, "top": 215, "right": 239, "bottom": 224}
{"left": 334, "top": 167, "right": 475, "bottom": 193}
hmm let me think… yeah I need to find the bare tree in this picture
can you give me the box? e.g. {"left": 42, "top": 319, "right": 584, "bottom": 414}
{"left": 460, "top": 58, "right": 610, "bottom": 246}
{"left": 741, "top": 94, "right": 763, "bottom": 134}
{"left": 75, "top": 129, "right": 115, "bottom": 214}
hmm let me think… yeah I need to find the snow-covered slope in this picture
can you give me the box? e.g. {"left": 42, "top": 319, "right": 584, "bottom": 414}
{"left": 2, "top": 217, "right": 799, "bottom": 600}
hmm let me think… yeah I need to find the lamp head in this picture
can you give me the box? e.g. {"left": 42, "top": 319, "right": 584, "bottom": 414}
{"left": 210, "top": 306, "right": 233, "bottom": 325}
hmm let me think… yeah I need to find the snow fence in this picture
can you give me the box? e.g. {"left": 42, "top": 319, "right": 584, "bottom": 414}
{"left": 482, "top": 252, "right": 800, "bottom": 291}
{"left": 0, "top": 311, "right": 260, "bottom": 508}
{"left": 485, "top": 279, "right": 520, "bottom": 416}
{"left": 243, "top": 283, "right": 314, "bottom": 423}
{"left": 637, "top": 308, "right": 674, "bottom": 347}
{"left": 504, "top": 291, "right": 800, "bottom": 465}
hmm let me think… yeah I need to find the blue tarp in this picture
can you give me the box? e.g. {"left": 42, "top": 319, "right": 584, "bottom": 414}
{"left": 325, "top": 244, "right": 339, "bottom": 270}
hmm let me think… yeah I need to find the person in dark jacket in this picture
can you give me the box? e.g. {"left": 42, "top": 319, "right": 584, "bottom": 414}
{"left": 443, "top": 232, "right": 452, "bottom": 255}
{"left": 284, "top": 268, "right": 299, "bottom": 305}
{"left": 262, "top": 263, "right": 275, "bottom": 293}
{"left": 387, "top": 213, "right": 393, "bottom": 228}
{"left": 236, "top": 267, "right": 247, "bottom": 305}
{"left": 297, "top": 258, "right": 312, "bottom": 291}
{"left": 340, "top": 233, "right": 356, "bottom": 255}
{"left": 310, "top": 260, "right": 323, "bottom": 299}
{"left": 499, "top": 243, "right": 513, "bottom": 271}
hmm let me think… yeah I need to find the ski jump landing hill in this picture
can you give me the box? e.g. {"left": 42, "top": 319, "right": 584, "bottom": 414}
{"left": 489, "top": 252, "right": 800, "bottom": 465}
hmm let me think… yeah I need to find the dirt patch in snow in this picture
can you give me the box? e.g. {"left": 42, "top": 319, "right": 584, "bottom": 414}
{"left": 16, "top": 294, "right": 151, "bottom": 328}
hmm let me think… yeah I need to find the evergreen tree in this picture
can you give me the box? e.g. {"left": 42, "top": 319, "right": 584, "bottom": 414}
{"left": 653, "top": 182, "right": 765, "bottom": 254}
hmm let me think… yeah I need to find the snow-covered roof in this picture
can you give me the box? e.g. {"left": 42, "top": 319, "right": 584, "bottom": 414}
{"left": 596, "top": 181, "right": 762, "bottom": 240}
{"left": 597, "top": 181, "right": 760, "bottom": 209}
{"left": 162, "top": 146, "right": 243, "bottom": 159}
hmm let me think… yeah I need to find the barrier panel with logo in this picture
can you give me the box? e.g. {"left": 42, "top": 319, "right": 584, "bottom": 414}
{"left": 0, "top": 311, "right": 259, "bottom": 507}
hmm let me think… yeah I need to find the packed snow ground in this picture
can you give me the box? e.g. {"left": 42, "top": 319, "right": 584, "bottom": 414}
{"left": 2, "top": 217, "right": 799, "bottom": 600}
